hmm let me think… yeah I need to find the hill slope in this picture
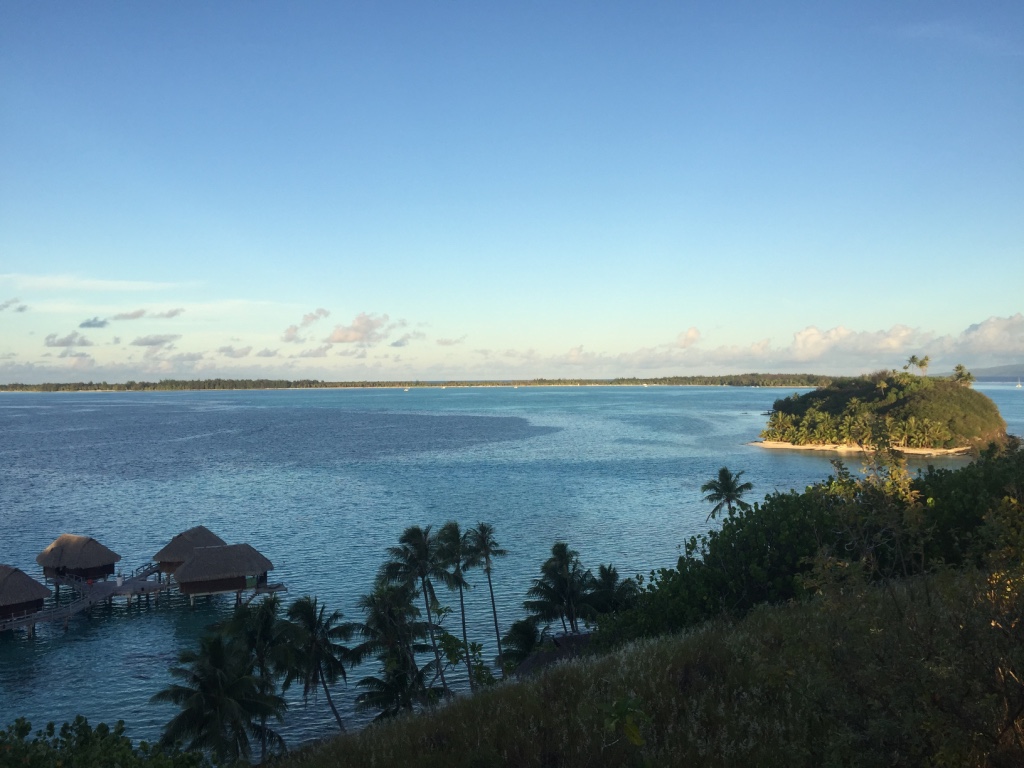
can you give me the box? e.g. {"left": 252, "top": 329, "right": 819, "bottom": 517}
{"left": 760, "top": 370, "right": 1006, "bottom": 451}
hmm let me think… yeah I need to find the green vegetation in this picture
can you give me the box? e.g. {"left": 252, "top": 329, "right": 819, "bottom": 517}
{"left": 0, "top": 372, "right": 832, "bottom": 392}
{"left": 269, "top": 443, "right": 1024, "bottom": 767}
{"left": 699, "top": 466, "right": 754, "bottom": 521}
{"left": 0, "top": 717, "right": 207, "bottom": 768}
{"left": 761, "top": 364, "right": 1006, "bottom": 451}
{"left": 8, "top": 435, "right": 1024, "bottom": 766}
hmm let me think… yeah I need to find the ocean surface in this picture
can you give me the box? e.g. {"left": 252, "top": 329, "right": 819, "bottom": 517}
{"left": 2, "top": 384, "right": 1021, "bottom": 746}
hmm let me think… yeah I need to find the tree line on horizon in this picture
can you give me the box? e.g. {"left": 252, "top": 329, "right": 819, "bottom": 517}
{"left": 0, "top": 373, "right": 832, "bottom": 392}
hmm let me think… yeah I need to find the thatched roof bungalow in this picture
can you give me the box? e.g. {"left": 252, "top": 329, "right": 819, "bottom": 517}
{"left": 36, "top": 534, "right": 121, "bottom": 581}
{"left": 0, "top": 565, "right": 51, "bottom": 620}
{"left": 153, "top": 526, "right": 227, "bottom": 576}
{"left": 173, "top": 543, "right": 273, "bottom": 596}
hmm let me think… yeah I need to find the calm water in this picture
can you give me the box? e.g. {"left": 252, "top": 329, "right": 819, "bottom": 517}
{"left": 1, "top": 384, "right": 1021, "bottom": 745}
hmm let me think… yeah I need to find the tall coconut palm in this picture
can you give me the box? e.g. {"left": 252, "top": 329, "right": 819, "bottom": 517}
{"left": 700, "top": 467, "right": 754, "bottom": 522}
{"left": 218, "top": 594, "right": 291, "bottom": 761}
{"left": 381, "top": 525, "right": 454, "bottom": 696}
{"left": 466, "top": 522, "right": 508, "bottom": 677}
{"left": 152, "top": 633, "right": 285, "bottom": 764}
{"left": 350, "top": 579, "right": 437, "bottom": 718}
{"left": 438, "top": 520, "right": 480, "bottom": 690}
{"left": 525, "top": 541, "right": 594, "bottom": 634}
{"left": 284, "top": 595, "right": 353, "bottom": 730}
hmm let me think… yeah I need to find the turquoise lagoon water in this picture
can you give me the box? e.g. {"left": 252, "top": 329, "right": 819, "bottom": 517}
{"left": 1, "top": 384, "right": 1021, "bottom": 745}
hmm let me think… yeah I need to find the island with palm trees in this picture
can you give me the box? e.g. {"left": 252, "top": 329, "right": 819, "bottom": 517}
{"left": 757, "top": 360, "right": 1006, "bottom": 455}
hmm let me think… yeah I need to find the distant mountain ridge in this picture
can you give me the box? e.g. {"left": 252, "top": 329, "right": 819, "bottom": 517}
{"left": 968, "top": 363, "right": 1024, "bottom": 380}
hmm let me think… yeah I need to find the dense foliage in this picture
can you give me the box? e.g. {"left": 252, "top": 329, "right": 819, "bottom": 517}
{"left": 599, "top": 441, "right": 1024, "bottom": 645}
{"left": 0, "top": 717, "right": 208, "bottom": 768}
{"left": 760, "top": 368, "right": 1006, "bottom": 450}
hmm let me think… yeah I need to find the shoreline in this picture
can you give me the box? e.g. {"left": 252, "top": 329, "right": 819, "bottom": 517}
{"left": 752, "top": 440, "right": 972, "bottom": 457}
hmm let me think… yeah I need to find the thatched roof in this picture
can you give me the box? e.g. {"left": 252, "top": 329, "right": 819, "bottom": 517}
{"left": 153, "top": 526, "right": 227, "bottom": 564}
{"left": 0, "top": 564, "right": 51, "bottom": 606}
{"left": 36, "top": 534, "right": 121, "bottom": 569}
{"left": 174, "top": 544, "right": 273, "bottom": 583}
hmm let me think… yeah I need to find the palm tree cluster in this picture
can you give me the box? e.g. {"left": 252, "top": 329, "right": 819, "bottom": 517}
{"left": 760, "top": 365, "right": 988, "bottom": 451}
{"left": 369, "top": 522, "right": 510, "bottom": 710}
{"left": 504, "top": 542, "right": 639, "bottom": 667}
{"left": 153, "top": 522, "right": 512, "bottom": 757}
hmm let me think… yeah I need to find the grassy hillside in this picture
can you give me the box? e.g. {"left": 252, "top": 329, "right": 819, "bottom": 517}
{"left": 760, "top": 369, "right": 1006, "bottom": 450}
{"left": 277, "top": 570, "right": 1022, "bottom": 768}
{"left": 275, "top": 444, "right": 1024, "bottom": 768}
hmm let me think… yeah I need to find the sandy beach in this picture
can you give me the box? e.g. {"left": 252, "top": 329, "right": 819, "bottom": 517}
{"left": 753, "top": 440, "right": 972, "bottom": 457}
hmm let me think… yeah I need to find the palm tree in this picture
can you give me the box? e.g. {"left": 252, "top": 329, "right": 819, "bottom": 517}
{"left": 466, "top": 522, "right": 508, "bottom": 677}
{"left": 500, "top": 617, "right": 547, "bottom": 670}
{"left": 700, "top": 467, "right": 754, "bottom": 522}
{"left": 904, "top": 354, "right": 931, "bottom": 376}
{"left": 525, "top": 541, "right": 594, "bottom": 634}
{"left": 588, "top": 563, "right": 638, "bottom": 614}
{"left": 350, "top": 580, "right": 437, "bottom": 718}
{"left": 152, "top": 633, "right": 285, "bottom": 764}
{"left": 218, "top": 594, "right": 291, "bottom": 761}
{"left": 381, "top": 525, "right": 454, "bottom": 696}
{"left": 438, "top": 520, "right": 480, "bottom": 690}
{"left": 952, "top": 364, "right": 975, "bottom": 386}
{"left": 285, "top": 595, "right": 353, "bottom": 730}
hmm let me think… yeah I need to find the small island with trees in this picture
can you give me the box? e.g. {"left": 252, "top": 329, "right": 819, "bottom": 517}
{"left": 758, "top": 359, "right": 1006, "bottom": 455}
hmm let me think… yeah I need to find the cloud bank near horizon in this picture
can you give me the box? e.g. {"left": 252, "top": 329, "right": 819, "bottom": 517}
{"left": 1, "top": 312, "right": 1021, "bottom": 384}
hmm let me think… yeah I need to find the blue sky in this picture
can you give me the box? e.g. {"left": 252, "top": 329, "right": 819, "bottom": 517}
{"left": 1, "top": 2, "right": 1022, "bottom": 382}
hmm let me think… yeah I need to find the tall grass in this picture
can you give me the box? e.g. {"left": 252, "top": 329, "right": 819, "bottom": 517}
{"left": 276, "top": 567, "right": 1024, "bottom": 767}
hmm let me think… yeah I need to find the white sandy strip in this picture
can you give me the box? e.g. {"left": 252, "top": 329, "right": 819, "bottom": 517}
{"left": 752, "top": 440, "right": 971, "bottom": 457}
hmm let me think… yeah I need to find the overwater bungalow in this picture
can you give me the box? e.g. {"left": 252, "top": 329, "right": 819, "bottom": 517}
{"left": 173, "top": 543, "right": 273, "bottom": 599}
{"left": 36, "top": 534, "right": 121, "bottom": 581}
{"left": 0, "top": 564, "right": 51, "bottom": 620}
{"left": 153, "top": 525, "right": 227, "bottom": 578}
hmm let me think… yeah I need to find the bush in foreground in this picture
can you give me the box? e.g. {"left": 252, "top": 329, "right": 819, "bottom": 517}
{"left": 0, "top": 716, "right": 209, "bottom": 768}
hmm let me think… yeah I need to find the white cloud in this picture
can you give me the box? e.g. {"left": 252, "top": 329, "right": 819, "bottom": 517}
{"left": 950, "top": 314, "right": 1024, "bottom": 356}
{"left": 218, "top": 346, "right": 253, "bottom": 359}
{"left": 130, "top": 334, "right": 181, "bottom": 347}
{"left": 152, "top": 308, "right": 185, "bottom": 319}
{"left": 326, "top": 313, "right": 390, "bottom": 344}
{"left": 294, "top": 344, "right": 332, "bottom": 358}
{"left": 300, "top": 308, "right": 330, "bottom": 327}
{"left": 437, "top": 336, "right": 467, "bottom": 346}
{"left": 281, "top": 308, "right": 331, "bottom": 344}
{"left": 79, "top": 317, "right": 109, "bottom": 328}
{"left": 114, "top": 309, "right": 147, "bottom": 321}
{"left": 390, "top": 332, "right": 425, "bottom": 348}
{"left": 256, "top": 348, "right": 279, "bottom": 358}
{"left": 281, "top": 325, "right": 305, "bottom": 344}
{"left": 44, "top": 331, "right": 93, "bottom": 348}
{"left": 675, "top": 327, "right": 701, "bottom": 349}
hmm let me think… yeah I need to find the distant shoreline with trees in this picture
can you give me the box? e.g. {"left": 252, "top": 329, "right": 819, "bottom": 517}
{"left": 0, "top": 373, "right": 834, "bottom": 392}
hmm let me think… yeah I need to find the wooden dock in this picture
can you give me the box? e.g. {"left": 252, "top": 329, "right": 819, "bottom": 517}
{"left": 2, "top": 562, "right": 164, "bottom": 634}
{"left": 1, "top": 561, "right": 286, "bottom": 635}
